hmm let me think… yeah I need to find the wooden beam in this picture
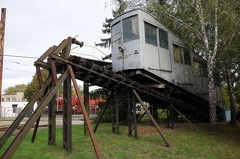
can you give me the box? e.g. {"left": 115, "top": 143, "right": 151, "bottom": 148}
{"left": 68, "top": 65, "right": 102, "bottom": 159}
{"left": 132, "top": 89, "right": 170, "bottom": 147}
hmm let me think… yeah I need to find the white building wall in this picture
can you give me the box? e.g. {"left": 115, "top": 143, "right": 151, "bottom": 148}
{"left": 0, "top": 92, "right": 37, "bottom": 118}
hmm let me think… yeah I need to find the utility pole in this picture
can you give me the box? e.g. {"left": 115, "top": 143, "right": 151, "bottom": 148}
{"left": 0, "top": 8, "right": 6, "bottom": 122}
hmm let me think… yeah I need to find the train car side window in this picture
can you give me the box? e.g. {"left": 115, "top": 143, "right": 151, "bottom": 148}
{"left": 193, "top": 61, "right": 201, "bottom": 76}
{"left": 183, "top": 48, "right": 191, "bottom": 66}
{"left": 193, "top": 61, "right": 207, "bottom": 77}
{"left": 144, "top": 22, "right": 157, "bottom": 46}
{"left": 111, "top": 22, "right": 122, "bottom": 47}
{"left": 202, "top": 63, "right": 208, "bottom": 77}
{"left": 159, "top": 29, "right": 168, "bottom": 49}
{"left": 122, "top": 15, "right": 139, "bottom": 43}
{"left": 173, "top": 44, "right": 183, "bottom": 64}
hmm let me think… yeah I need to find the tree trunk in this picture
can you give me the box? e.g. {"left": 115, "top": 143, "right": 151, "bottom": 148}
{"left": 225, "top": 68, "right": 237, "bottom": 126}
{"left": 208, "top": 65, "right": 218, "bottom": 131}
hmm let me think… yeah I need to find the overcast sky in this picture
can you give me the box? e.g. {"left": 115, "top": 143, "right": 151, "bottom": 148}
{"left": 0, "top": 0, "right": 112, "bottom": 93}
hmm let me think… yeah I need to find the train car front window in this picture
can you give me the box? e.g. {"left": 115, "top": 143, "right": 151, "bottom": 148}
{"left": 122, "top": 15, "right": 139, "bottom": 43}
{"left": 144, "top": 22, "right": 157, "bottom": 46}
{"left": 159, "top": 29, "right": 169, "bottom": 49}
{"left": 111, "top": 22, "right": 122, "bottom": 47}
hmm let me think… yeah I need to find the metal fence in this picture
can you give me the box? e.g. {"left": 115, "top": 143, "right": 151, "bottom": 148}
{"left": 0, "top": 107, "right": 23, "bottom": 118}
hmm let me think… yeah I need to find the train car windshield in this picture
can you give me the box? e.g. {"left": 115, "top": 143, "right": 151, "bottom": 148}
{"left": 122, "top": 15, "right": 139, "bottom": 43}
{"left": 111, "top": 22, "right": 122, "bottom": 47}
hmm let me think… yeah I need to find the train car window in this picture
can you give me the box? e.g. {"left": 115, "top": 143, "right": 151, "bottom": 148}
{"left": 173, "top": 44, "right": 183, "bottom": 64}
{"left": 183, "top": 48, "right": 191, "bottom": 66}
{"left": 111, "top": 22, "right": 122, "bottom": 47}
{"left": 122, "top": 15, "right": 139, "bottom": 43}
{"left": 193, "top": 61, "right": 201, "bottom": 76}
{"left": 159, "top": 29, "right": 168, "bottom": 49}
{"left": 193, "top": 61, "right": 208, "bottom": 77}
{"left": 202, "top": 63, "right": 208, "bottom": 77}
{"left": 144, "top": 22, "right": 157, "bottom": 46}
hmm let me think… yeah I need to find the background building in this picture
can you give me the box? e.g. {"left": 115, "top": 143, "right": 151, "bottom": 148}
{"left": 1, "top": 92, "right": 36, "bottom": 118}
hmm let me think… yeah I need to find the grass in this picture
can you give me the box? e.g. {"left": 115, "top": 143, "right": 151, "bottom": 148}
{"left": 0, "top": 121, "right": 240, "bottom": 159}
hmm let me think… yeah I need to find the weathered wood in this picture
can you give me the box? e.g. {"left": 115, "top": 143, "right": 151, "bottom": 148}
{"left": 1, "top": 71, "right": 68, "bottom": 159}
{"left": 68, "top": 65, "right": 102, "bottom": 159}
{"left": 133, "top": 89, "right": 171, "bottom": 147}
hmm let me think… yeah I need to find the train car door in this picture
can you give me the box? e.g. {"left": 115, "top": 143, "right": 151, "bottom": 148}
{"left": 158, "top": 29, "right": 171, "bottom": 72}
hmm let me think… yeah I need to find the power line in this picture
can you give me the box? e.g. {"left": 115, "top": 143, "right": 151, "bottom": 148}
{"left": 4, "top": 54, "right": 38, "bottom": 59}
{"left": 4, "top": 67, "right": 34, "bottom": 73}
{"left": 4, "top": 60, "right": 33, "bottom": 66}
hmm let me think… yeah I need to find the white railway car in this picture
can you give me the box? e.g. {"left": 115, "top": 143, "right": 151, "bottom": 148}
{"left": 110, "top": 9, "right": 222, "bottom": 104}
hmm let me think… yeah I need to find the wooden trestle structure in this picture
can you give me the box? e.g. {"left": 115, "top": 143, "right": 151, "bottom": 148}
{"left": 0, "top": 37, "right": 215, "bottom": 158}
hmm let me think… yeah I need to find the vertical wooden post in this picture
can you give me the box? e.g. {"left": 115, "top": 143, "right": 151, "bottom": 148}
{"left": 127, "top": 90, "right": 137, "bottom": 138}
{"left": 48, "top": 93, "right": 56, "bottom": 145}
{"left": 167, "top": 108, "right": 170, "bottom": 128}
{"left": 84, "top": 82, "right": 89, "bottom": 135}
{"left": 170, "top": 106, "right": 174, "bottom": 129}
{"left": 62, "top": 71, "right": 72, "bottom": 153}
{"left": 112, "top": 92, "right": 119, "bottom": 134}
{"left": 132, "top": 90, "right": 137, "bottom": 139}
{"left": 127, "top": 91, "right": 132, "bottom": 136}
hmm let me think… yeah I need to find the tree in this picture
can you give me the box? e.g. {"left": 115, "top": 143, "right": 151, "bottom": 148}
{"left": 24, "top": 69, "right": 83, "bottom": 101}
{"left": 95, "top": 18, "right": 113, "bottom": 49}
{"left": 4, "top": 84, "right": 27, "bottom": 95}
{"left": 95, "top": 0, "right": 127, "bottom": 60}
{"left": 215, "top": 1, "right": 240, "bottom": 126}
{"left": 24, "top": 69, "right": 49, "bottom": 101}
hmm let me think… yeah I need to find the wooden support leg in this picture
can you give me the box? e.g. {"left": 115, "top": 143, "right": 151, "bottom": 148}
{"left": 132, "top": 91, "right": 137, "bottom": 139}
{"left": 68, "top": 65, "right": 102, "bottom": 159}
{"left": 94, "top": 92, "right": 113, "bottom": 133}
{"left": 167, "top": 108, "right": 170, "bottom": 128}
{"left": 48, "top": 93, "right": 56, "bottom": 145}
{"left": 127, "top": 90, "right": 137, "bottom": 138}
{"left": 63, "top": 72, "right": 72, "bottom": 153}
{"left": 127, "top": 91, "right": 132, "bottom": 136}
{"left": 84, "top": 82, "right": 90, "bottom": 135}
{"left": 171, "top": 105, "right": 200, "bottom": 131}
{"left": 112, "top": 92, "right": 119, "bottom": 134}
{"left": 31, "top": 66, "right": 46, "bottom": 143}
{"left": 133, "top": 89, "right": 170, "bottom": 147}
{"left": 170, "top": 107, "right": 174, "bottom": 129}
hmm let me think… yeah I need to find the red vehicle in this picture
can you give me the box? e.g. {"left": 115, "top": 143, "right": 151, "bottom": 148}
{"left": 57, "top": 94, "right": 104, "bottom": 114}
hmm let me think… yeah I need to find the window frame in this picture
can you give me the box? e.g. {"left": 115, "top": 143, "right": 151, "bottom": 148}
{"left": 122, "top": 15, "right": 139, "bottom": 43}
{"left": 173, "top": 44, "right": 183, "bottom": 64}
{"left": 144, "top": 22, "right": 157, "bottom": 46}
{"left": 159, "top": 28, "right": 169, "bottom": 49}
